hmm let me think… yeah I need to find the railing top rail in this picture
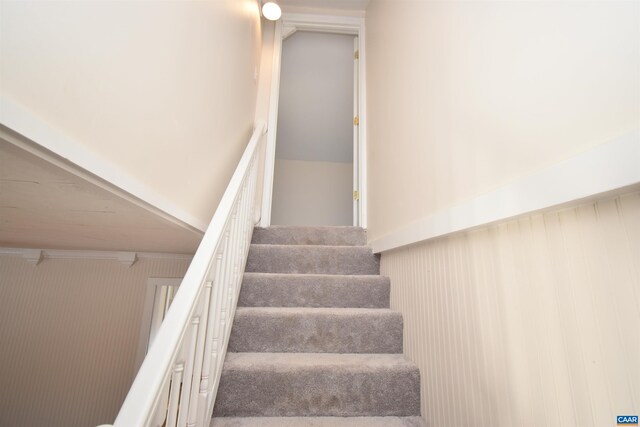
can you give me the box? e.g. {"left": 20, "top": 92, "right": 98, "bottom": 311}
{"left": 111, "top": 121, "right": 266, "bottom": 427}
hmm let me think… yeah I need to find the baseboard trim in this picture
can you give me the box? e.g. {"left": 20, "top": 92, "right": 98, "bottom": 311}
{"left": 370, "top": 131, "right": 640, "bottom": 253}
{"left": 0, "top": 97, "right": 207, "bottom": 235}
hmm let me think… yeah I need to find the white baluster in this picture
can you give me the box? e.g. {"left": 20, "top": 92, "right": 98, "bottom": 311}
{"left": 150, "top": 372, "right": 172, "bottom": 427}
{"left": 196, "top": 250, "right": 224, "bottom": 425}
{"left": 206, "top": 230, "right": 233, "bottom": 411}
{"left": 166, "top": 363, "right": 184, "bottom": 427}
{"left": 186, "top": 282, "right": 213, "bottom": 427}
{"left": 177, "top": 314, "right": 201, "bottom": 427}
{"left": 110, "top": 122, "right": 265, "bottom": 427}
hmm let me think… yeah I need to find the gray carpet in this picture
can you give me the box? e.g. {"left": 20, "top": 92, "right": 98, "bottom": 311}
{"left": 211, "top": 417, "right": 425, "bottom": 427}
{"left": 228, "top": 307, "right": 403, "bottom": 353}
{"left": 246, "top": 244, "right": 380, "bottom": 275}
{"left": 213, "top": 226, "right": 423, "bottom": 426}
{"left": 251, "top": 226, "right": 368, "bottom": 246}
{"left": 239, "top": 273, "right": 390, "bottom": 308}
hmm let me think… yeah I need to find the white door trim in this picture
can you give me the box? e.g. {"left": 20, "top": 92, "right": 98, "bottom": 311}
{"left": 353, "top": 36, "right": 360, "bottom": 226}
{"left": 260, "top": 20, "right": 283, "bottom": 227}
{"left": 259, "top": 13, "right": 368, "bottom": 228}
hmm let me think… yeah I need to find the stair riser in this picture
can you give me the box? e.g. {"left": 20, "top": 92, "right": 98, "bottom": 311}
{"left": 246, "top": 245, "right": 380, "bottom": 275}
{"left": 239, "top": 274, "right": 390, "bottom": 308}
{"left": 211, "top": 417, "right": 426, "bottom": 426}
{"left": 252, "top": 227, "right": 367, "bottom": 246}
{"left": 213, "top": 367, "right": 420, "bottom": 417}
{"left": 228, "top": 311, "right": 403, "bottom": 353}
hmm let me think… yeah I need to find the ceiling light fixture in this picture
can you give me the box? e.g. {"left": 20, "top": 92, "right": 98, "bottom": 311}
{"left": 262, "top": 1, "right": 282, "bottom": 21}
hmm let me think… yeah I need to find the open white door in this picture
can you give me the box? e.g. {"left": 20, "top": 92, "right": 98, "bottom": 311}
{"left": 353, "top": 36, "right": 360, "bottom": 226}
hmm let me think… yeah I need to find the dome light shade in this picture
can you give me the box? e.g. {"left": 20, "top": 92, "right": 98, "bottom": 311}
{"left": 262, "top": 1, "right": 281, "bottom": 21}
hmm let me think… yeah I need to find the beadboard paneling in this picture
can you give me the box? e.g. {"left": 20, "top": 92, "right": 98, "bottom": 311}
{"left": 0, "top": 256, "right": 190, "bottom": 427}
{"left": 382, "top": 191, "right": 640, "bottom": 427}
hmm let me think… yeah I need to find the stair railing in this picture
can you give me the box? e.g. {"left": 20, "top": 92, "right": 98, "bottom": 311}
{"left": 102, "top": 122, "right": 266, "bottom": 427}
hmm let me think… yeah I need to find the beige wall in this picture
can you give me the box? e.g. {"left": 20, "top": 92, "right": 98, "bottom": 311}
{"left": 255, "top": 21, "right": 276, "bottom": 126}
{"left": 0, "top": 0, "right": 262, "bottom": 226}
{"left": 367, "top": 2, "right": 640, "bottom": 423}
{"left": 366, "top": 0, "right": 640, "bottom": 240}
{"left": 382, "top": 190, "right": 640, "bottom": 427}
{"left": 272, "top": 159, "right": 353, "bottom": 226}
{"left": 0, "top": 255, "right": 190, "bottom": 427}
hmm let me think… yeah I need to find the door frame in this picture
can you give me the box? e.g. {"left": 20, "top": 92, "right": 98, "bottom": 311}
{"left": 259, "top": 13, "right": 368, "bottom": 228}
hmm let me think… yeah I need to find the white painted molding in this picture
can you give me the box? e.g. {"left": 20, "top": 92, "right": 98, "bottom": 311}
{"left": 23, "top": 249, "right": 44, "bottom": 266}
{"left": 370, "top": 131, "right": 640, "bottom": 253}
{"left": 259, "top": 19, "right": 283, "bottom": 227}
{"left": 281, "top": 13, "right": 363, "bottom": 35}
{"left": 0, "top": 247, "right": 193, "bottom": 264}
{"left": 282, "top": 25, "right": 297, "bottom": 40}
{"left": 117, "top": 252, "right": 138, "bottom": 268}
{"left": 0, "top": 97, "right": 207, "bottom": 234}
{"left": 357, "top": 19, "right": 367, "bottom": 229}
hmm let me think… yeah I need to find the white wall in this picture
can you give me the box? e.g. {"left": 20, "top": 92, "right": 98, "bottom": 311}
{"left": 382, "top": 190, "right": 640, "bottom": 427}
{"left": 271, "top": 159, "right": 352, "bottom": 226}
{"left": 0, "top": 0, "right": 262, "bottom": 227}
{"left": 277, "top": 31, "right": 355, "bottom": 163}
{"left": 366, "top": 0, "right": 640, "bottom": 241}
{"left": 0, "top": 255, "right": 190, "bottom": 427}
{"left": 366, "top": 1, "right": 640, "bottom": 424}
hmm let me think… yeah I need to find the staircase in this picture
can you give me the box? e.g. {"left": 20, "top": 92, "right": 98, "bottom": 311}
{"left": 211, "top": 226, "right": 423, "bottom": 426}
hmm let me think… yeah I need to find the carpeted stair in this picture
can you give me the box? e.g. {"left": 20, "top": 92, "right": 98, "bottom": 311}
{"left": 212, "top": 226, "right": 423, "bottom": 426}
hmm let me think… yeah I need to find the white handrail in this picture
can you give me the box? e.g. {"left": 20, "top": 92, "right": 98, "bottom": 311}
{"left": 104, "top": 122, "right": 266, "bottom": 427}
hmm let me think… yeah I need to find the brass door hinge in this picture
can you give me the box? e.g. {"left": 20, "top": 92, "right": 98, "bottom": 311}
{"left": 354, "top": 50, "right": 359, "bottom": 60}
{"left": 354, "top": 115, "right": 359, "bottom": 126}
{"left": 353, "top": 190, "right": 359, "bottom": 201}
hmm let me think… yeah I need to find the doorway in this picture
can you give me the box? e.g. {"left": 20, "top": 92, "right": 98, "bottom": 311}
{"left": 271, "top": 31, "right": 357, "bottom": 226}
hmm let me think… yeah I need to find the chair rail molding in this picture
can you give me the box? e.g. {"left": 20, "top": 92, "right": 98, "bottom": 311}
{"left": 370, "top": 130, "right": 640, "bottom": 253}
{"left": 0, "top": 247, "right": 193, "bottom": 267}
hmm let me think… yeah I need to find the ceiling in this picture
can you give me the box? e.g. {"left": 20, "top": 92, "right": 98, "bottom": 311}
{"left": 278, "top": 0, "right": 370, "bottom": 13}
{"left": 0, "top": 140, "right": 202, "bottom": 253}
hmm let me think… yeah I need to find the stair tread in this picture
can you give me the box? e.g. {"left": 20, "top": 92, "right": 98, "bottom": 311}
{"left": 239, "top": 273, "right": 390, "bottom": 308}
{"left": 215, "top": 227, "right": 421, "bottom": 420}
{"left": 211, "top": 416, "right": 425, "bottom": 427}
{"left": 223, "top": 352, "right": 417, "bottom": 370}
{"left": 242, "top": 272, "right": 387, "bottom": 279}
{"left": 229, "top": 308, "right": 403, "bottom": 353}
{"left": 250, "top": 243, "right": 369, "bottom": 247}
{"left": 252, "top": 226, "right": 367, "bottom": 246}
{"left": 246, "top": 245, "right": 380, "bottom": 275}
{"left": 234, "top": 307, "right": 399, "bottom": 315}
{"left": 256, "top": 226, "right": 364, "bottom": 230}
{"left": 215, "top": 353, "right": 421, "bottom": 417}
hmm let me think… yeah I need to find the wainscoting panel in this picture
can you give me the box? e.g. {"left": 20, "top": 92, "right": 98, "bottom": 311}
{"left": 382, "top": 191, "right": 640, "bottom": 427}
{"left": 0, "top": 256, "right": 190, "bottom": 427}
